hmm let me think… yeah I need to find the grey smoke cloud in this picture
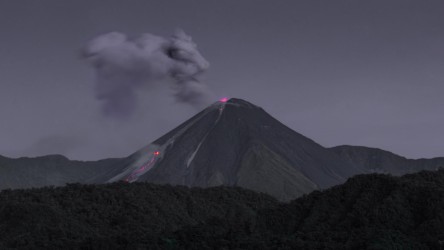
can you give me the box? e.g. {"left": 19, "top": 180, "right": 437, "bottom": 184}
{"left": 82, "top": 29, "right": 213, "bottom": 118}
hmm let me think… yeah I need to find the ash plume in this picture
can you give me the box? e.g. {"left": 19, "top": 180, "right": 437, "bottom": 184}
{"left": 82, "top": 29, "right": 213, "bottom": 118}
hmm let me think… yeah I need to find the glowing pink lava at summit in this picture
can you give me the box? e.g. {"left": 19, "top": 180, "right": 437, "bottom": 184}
{"left": 219, "top": 97, "right": 229, "bottom": 103}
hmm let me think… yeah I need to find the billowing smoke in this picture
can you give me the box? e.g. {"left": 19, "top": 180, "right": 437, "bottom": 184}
{"left": 82, "top": 29, "right": 213, "bottom": 118}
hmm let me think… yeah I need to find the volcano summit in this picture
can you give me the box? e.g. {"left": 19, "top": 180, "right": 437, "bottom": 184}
{"left": 94, "top": 98, "right": 366, "bottom": 200}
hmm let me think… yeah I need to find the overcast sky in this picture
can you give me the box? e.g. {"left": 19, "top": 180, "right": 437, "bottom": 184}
{"left": 0, "top": 0, "right": 443, "bottom": 160}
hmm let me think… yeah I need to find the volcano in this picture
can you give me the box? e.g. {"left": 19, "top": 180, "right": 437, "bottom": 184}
{"left": 94, "top": 98, "right": 366, "bottom": 201}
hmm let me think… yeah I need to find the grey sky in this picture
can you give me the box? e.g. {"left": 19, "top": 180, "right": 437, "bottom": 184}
{"left": 0, "top": 0, "right": 443, "bottom": 160}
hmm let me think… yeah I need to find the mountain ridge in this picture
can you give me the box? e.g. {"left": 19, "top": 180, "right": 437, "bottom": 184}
{"left": 0, "top": 154, "right": 121, "bottom": 189}
{"left": 330, "top": 145, "right": 444, "bottom": 175}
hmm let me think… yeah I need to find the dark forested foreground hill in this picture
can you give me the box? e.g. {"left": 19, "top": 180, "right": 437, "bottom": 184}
{"left": 1, "top": 170, "right": 444, "bottom": 249}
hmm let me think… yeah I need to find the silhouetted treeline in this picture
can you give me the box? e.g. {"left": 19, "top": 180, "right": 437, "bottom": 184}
{"left": 1, "top": 170, "right": 444, "bottom": 249}
{"left": 0, "top": 182, "right": 277, "bottom": 249}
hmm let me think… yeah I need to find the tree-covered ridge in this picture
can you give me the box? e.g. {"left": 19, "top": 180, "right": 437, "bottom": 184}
{"left": 1, "top": 170, "right": 444, "bottom": 249}
{"left": 0, "top": 182, "right": 277, "bottom": 249}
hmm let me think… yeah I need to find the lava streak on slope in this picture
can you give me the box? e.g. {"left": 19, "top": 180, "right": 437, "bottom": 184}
{"left": 125, "top": 151, "right": 161, "bottom": 182}
{"left": 121, "top": 99, "right": 229, "bottom": 183}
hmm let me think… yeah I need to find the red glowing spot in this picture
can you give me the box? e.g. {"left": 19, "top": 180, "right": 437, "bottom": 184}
{"left": 219, "top": 97, "right": 228, "bottom": 103}
{"left": 154, "top": 151, "right": 160, "bottom": 156}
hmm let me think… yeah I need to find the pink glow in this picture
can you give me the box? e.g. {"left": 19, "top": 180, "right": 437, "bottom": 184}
{"left": 125, "top": 150, "right": 161, "bottom": 182}
{"left": 219, "top": 97, "right": 229, "bottom": 103}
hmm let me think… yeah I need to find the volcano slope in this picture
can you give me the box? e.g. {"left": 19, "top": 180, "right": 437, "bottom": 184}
{"left": 3, "top": 98, "right": 444, "bottom": 202}
{"left": 95, "top": 98, "right": 366, "bottom": 201}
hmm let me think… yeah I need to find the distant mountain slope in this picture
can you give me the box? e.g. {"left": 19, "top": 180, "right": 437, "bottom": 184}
{"left": 1, "top": 170, "right": 443, "bottom": 249}
{"left": 0, "top": 154, "right": 121, "bottom": 189}
{"left": 95, "top": 98, "right": 363, "bottom": 201}
{"left": 330, "top": 145, "right": 444, "bottom": 175}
